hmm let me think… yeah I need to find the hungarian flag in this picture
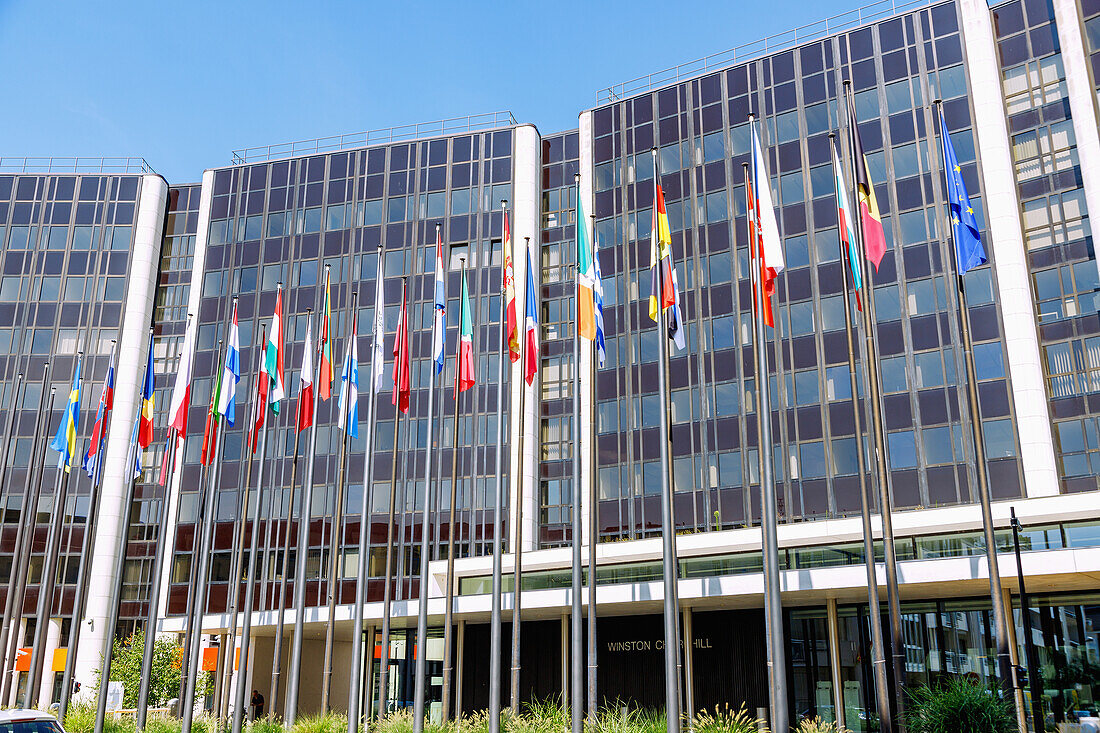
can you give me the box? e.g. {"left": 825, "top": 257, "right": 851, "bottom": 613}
{"left": 266, "top": 285, "right": 286, "bottom": 413}
{"left": 648, "top": 185, "right": 676, "bottom": 322}
{"left": 318, "top": 269, "right": 334, "bottom": 401}
{"left": 392, "top": 280, "right": 410, "bottom": 413}
{"left": 82, "top": 349, "right": 115, "bottom": 482}
{"left": 749, "top": 119, "right": 786, "bottom": 328}
{"left": 249, "top": 327, "right": 270, "bottom": 455}
{"left": 167, "top": 316, "right": 197, "bottom": 435}
{"left": 576, "top": 198, "right": 596, "bottom": 340}
{"left": 137, "top": 338, "right": 155, "bottom": 448}
{"left": 456, "top": 269, "right": 476, "bottom": 395}
{"left": 846, "top": 87, "right": 887, "bottom": 270}
{"left": 200, "top": 364, "right": 222, "bottom": 466}
{"left": 503, "top": 209, "right": 520, "bottom": 362}
{"left": 524, "top": 241, "right": 539, "bottom": 386}
{"left": 296, "top": 317, "right": 314, "bottom": 433}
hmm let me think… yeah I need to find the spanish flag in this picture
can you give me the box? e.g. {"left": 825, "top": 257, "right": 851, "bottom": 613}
{"left": 576, "top": 197, "right": 596, "bottom": 340}
{"left": 846, "top": 87, "right": 887, "bottom": 270}
{"left": 648, "top": 184, "right": 675, "bottom": 322}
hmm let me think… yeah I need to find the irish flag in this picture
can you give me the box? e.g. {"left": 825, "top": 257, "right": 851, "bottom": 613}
{"left": 456, "top": 269, "right": 476, "bottom": 395}
{"left": 576, "top": 197, "right": 596, "bottom": 340}
{"left": 266, "top": 285, "right": 285, "bottom": 413}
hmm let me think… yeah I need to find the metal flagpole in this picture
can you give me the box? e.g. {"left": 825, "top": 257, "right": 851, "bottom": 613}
{"left": 1, "top": 369, "right": 50, "bottom": 705}
{"left": 348, "top": 247, "right": 384, "bottom": 733}
{"left": 232, "top": 323, "right": 274, "bottom": 733}
{"left": 0, "top": 370, "right": 27, "bottom": 693}
{"left": 26, "top": 355, "right": 84, "bottom": 709}
{"left": 1011, "top": 507, "right": 1044, "bottom": 733}
{"left": 647, "top": 154, "right": 683, "bottom": 733}
{"left": 843, "top": 80, "right": 906, "bottom": 716}
{"left": 285, "top": 265, "right": 330, "bottom": 725}
{"left": 440, "top": 261, "right": 465, "bottom": 722}
{"left": 182, "top": 334, "right": 232, "bottom": 733}
{"left": 378, "top": 276, "right": 409, "bottom": 721}
{"left": 509, "top": 237, "right": 531, "bottom": 715}
{"left": 569, "top": 173, "right": 584, "bottom": 733}
{"left": 414, "top": 223, "right": 444, "bottom": 733}
{"left": 322, "top": 291, "right": 358, "bottom": 711}
{"left": 587, "top": 213, "right": 599, "bottom": 723}
{"left": 829, "top": 133, "right": 893, "bottom": 732}
{"left": 94, "top": 329, "right": 152, "bottom": 733}
{"left": 932, "top": 99, "right": 1013, "bottom": 695}
{"left": 488, "top": 204, "right": 508, "bottom": 733}
{"left": 743, "top": 138, "right": 786, "bottom": 732}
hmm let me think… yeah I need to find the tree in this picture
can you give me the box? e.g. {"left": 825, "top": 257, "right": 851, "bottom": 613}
{"left": 93, "top": 630, "right": 210, "bottom": 709}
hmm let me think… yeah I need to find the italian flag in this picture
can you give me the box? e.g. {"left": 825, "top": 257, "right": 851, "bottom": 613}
{"left": 266, "top": 285, "right": 285, "bottom": 413}
{"left": 456, "top": 269, "right": 476, "bottom": 395}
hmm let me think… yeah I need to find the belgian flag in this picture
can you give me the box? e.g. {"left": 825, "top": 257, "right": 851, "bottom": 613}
{"left": 846, "top": 86, "right": 887, "bottom": 270}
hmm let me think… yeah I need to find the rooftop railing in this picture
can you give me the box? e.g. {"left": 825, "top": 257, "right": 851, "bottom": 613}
{"left": 230, "top": 111, "right": 520, "bottom": 165}
{"left": 0, "top": 157, "right": 157, "bottom": 175}
{"left": 595, "top": 0, "right": 937, "bottom": 104}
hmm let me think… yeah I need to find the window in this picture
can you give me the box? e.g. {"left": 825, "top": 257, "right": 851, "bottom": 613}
{"left": 1054, "top": 417, "right": 1100, "bottom": 477}
{"left": 922, "top": 425, "right": 959, "bottom": 465}
{"left": 880, "top": 356, "right": 908, "bottom": 393}
{"left": 540, "top": 416, "right": 572, "bottom": 460}
{"left": 982, "top": 418, "right": 1016, "bottom": 458}
{"left": 1001, "top": 55, "right": 1068, "bottom": 115}
{"left": 887, "top": 430, "right": 918, "bottom": 469}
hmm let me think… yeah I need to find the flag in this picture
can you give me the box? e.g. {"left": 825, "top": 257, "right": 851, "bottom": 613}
{"left": 576, "top": 198, "right": 596, "bottom": 340}
{"left": 668, "top": 263, "right": 686, "bottom": 352}
{"left": 393, "top": 281, "right": 410, "bottom": 413}
{"left": 338, "top": 315, "right": 359, "bottom": 438}
{"left": 846, "top": 88, "right": 887, "bottom": 269}
{"left": 749, "top": 120, "right": 785, "bottom": 328}
{"left": 832, "top": 141, "right": 864, "bottom": 296}
{"left": 82, "top": 350, "right": 115, "bottom": 481}
{"left": 249, "top": 330, "right": 270, "bottom": 455}
{"left": 648, "top": 185, "right": 676, "bottom": 322}
{"left": 167, "top": 317, "right": 197, "bottom": 435}
{"left": 200, "top": 361, "right": 222, "bottom": 467}
{"left": 593, "top": 234, "right": 606, "bottom": 368}
{"left": 138, "top": 339, "right": 155, "bottom": 449}
{"left": 456, "top": 269, "right": 476, "bottom": 395}
{"left": 129, "top": 417, "right": 142, "bottom": 481}
{"left": 371, "top": 270, "right": 386, "bottom": 395}
{"left": 51, "top": 358, "right": 83, "bottom": 472}
{"left": 266, "top": 285, "right": 286, "bottom": 412}
{"left": 939, "top": 108, "right": 987, "bottom": 274}
{"left": 319, "top": 269, "right": 334, "bottom": 401}
{"left": 503, "top": 209, "right": 520, "bottom": 362}
{"left": 432, "top": 228, "right": 447, "bottom": 374}
{"left": 524, "top": 242, "right": 539, "bottom": 386}
{"left": 217, "top": 301, "right": 241, "bottom": 426}
{"left": 297, "top": 317, "right": 314, "bottom": 433}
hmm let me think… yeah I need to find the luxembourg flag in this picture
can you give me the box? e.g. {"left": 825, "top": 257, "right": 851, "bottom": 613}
{"left": 217, "top": 301, "right": 241, "bottom": 426}
{"left": 523, "top": 242, "right": 539, "bottom": 386}
{"left": 432, "top": 227, "right": 447, "bottom": 374}
{"left": 338, "top": 315, "right": 359, "bottom": 438}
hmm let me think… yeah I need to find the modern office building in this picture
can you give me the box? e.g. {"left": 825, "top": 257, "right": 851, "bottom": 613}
{"left": 1, "top": 0, "right": 1099, "bottom": 729}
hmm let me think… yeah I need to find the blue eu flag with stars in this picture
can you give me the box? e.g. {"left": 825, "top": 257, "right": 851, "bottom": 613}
{"left": 939, "top": 108, "right": 987, "bottom": 274}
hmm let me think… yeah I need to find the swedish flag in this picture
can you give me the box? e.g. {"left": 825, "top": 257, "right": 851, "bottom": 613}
{"left": 50, "top": 358, "right": 83, "bottom": 472}
{"left": 939, "top": 108, "right": 987, "bottom": 274}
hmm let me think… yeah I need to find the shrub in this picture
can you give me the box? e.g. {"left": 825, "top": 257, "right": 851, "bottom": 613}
{"left": 793, "top": 718, "right": 849, "bottom": 733}
{"left": 291, "top": 712, "right": 348, "bottom": 733}
{"left": 689, "top": 704, "right": 766, "bottom": 733}
{"left": 905, "top": 677, "right": 1016, "bottom": 733}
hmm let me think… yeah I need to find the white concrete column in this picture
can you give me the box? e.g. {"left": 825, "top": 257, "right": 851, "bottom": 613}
{"left": 74, "top": 174, "right": 169, "bottom": 692}
{"left": 155, "top": 170, "right": 216, "bottom": 622}
{"left": 1052, "top": 0, "right": 1100, "bottom": 264}
{"left": 510, "top": 125, "right": 542, "bottom": 554}
{"left": 36, "top": 618, "right": 61, "bottom": 709}
{"left": 958, "top": 0, "right": 1060, "bottom": 497}
{"left": 578, "top": 111, "right": 597, "bottom": 549}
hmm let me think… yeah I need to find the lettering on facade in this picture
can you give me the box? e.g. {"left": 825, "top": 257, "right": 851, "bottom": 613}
{"left": 606, "top": 638, "right": 712, "bottom": 652}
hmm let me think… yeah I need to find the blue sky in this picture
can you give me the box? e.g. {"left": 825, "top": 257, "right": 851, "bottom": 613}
{"left": 1, "top": 0, "right": 865, "bottom": 182}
